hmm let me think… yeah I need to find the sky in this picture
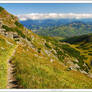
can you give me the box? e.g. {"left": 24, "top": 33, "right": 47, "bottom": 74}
{"left": 1, "top": 3, "right": 92, "bottom": 20}
{"left": 1, "top": 3, "right": 92, "bottom": 14}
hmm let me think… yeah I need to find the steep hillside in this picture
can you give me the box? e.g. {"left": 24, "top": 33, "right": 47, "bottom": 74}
{"left": 0, "top": 6, "right": 92, "bottom": 88}
{"left": 62, "top": 33, "right": 92, "bottom": 73}
{"left": 0, "top": 34, "right": 16, "bottom": 88}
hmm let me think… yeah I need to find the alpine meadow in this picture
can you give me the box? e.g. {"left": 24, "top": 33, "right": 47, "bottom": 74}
{"left": 0, "top": 4, "right": 92, "bottom": 89}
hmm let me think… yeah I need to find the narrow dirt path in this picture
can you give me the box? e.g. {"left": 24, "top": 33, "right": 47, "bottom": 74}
{"left": 7, "top": 45, "right": 19, "bottom": 89}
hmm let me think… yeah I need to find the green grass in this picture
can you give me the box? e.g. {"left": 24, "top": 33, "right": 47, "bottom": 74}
{"left": 61, "top": 33, "right": 92, "bottom": 72}
{"left": 0, "top": 35, "right": 16, "bottom": 88}
{"left": 10, "top": 42, "right": 92, "bottom": 89}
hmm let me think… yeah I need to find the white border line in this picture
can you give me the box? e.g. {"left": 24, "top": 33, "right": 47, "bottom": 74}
{"left": 1, "top": 0, "right": 92, "bottom": 3}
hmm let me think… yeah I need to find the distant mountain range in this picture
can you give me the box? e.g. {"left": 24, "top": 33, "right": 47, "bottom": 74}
{"left": 20, "top": 18, "right": 92, "bottom": 30}
{"left": 20, "top": 19, "right": 92, "bottom": 38}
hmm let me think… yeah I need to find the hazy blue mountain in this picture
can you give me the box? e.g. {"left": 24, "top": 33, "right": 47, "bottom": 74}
{"left": 20, "top": 18, "right": 92, "bottom": 38}
{"left": 20, "top": 18, "right": 92, "bottom": 30}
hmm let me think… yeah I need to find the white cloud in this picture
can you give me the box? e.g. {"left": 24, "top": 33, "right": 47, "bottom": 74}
{"left": 17, "top": 13, "right": 92, "bottom": 21}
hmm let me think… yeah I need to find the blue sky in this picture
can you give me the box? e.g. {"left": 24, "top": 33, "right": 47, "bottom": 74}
{"left": 0, "top": 3, "right": 92, "bottom": 15}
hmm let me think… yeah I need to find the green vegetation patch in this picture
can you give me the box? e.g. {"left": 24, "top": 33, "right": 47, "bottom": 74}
{"left": 2, "top": 25, "right": 14, "bottom": 32}
{"left": 0, "top": 7, "right": 4, "bottom": 12}
{"left": 15, "top": 21, "right": 23, "bottom": 28}
{"left": 2, "top": 25, "right": 26, "bottom": 38}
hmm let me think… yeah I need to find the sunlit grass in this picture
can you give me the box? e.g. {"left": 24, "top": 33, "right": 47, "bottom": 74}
{"left": 0, "top": 35, "right": 16, "bottom": 88}
{"left": 12, "top": 44, "right": 92, "bottom": 88}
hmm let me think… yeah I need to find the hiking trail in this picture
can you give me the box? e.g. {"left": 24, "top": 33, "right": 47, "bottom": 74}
{"left": 7, "top": 45, "right": 19, "bottom": 89}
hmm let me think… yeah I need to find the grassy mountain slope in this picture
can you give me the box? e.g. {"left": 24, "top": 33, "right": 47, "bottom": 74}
{"left": 12, "top": 45, "right": 92, "bottom": 88}
{"left": 0, "top": 7, "right": 92, "bottom": 88}
{"left": 62, "top": 33, "right": 92, "bottom": 72}
{"left": 0, "top": 35, "right": 16, "bottom": 88}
